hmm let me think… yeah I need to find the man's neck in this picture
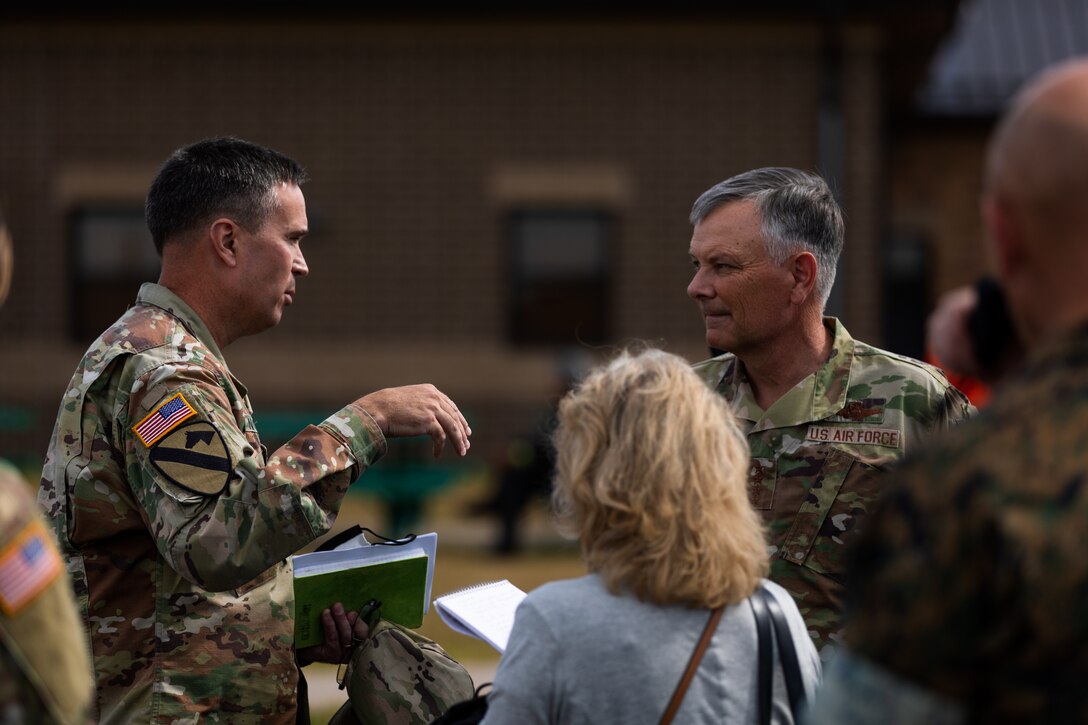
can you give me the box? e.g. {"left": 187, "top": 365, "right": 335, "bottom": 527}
{"left": 157, "top": 277, "right": 233, "bottom": 350}
{"left": 739, "top": 318, "right": 833, "bottom": 411}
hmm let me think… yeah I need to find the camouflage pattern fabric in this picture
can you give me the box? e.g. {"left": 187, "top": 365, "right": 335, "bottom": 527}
{"left": 693, "top": 317, "right": 973, "bottom": 649}
{"left": 828, "top": 324, "right": 1088, "bottom": 721}
{"left": 331, "top": 619, "right": 474, "bottom": 725}
{"left": 37, "top": 283, "right": 387, "bottom": 724}
{"left": 0, "top": 459, "right": 94, "bottom": 725}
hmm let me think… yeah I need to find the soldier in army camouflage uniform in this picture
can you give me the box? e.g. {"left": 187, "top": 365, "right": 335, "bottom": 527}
{"left": 0, "top": 218, "right": 94, "bottom": 724}
{"left": 37, "top": 138, "right": 471, "bottom": 724}
{"left": 687, "top": 167, "right": 973, "bottom": 649}
{"left": 0, "top": 462, "right": 94, "bottom": 725}
{"left": 808, "top": 58, "right": 1088, "bottom": 723}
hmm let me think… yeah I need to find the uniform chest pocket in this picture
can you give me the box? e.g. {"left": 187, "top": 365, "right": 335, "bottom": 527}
{"left": 777, "top": 449, "right": 879, "bottom": 578}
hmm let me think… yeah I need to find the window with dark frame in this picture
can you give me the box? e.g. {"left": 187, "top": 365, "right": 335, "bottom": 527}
{"left": 507, "top": 209, "right": 612, "bottom": 347}
{"left": 69, "top": 207, "right": 160, "bottom": 343}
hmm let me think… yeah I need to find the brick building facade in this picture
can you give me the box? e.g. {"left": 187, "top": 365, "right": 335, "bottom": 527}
{"left": 0, "top": 8, "right": 962, "bottom": 471}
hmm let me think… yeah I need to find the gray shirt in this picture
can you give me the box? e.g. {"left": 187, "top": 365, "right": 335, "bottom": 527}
{"left": 481, "top": 574, "right": 821, "bottom": 724}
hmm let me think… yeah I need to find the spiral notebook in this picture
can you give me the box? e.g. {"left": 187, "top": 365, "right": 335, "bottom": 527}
{"left": 433, "top": 579, "right": 527, "bottom": 653}
{"left": 292, "top": 530, "right": 437, "bottom": 648}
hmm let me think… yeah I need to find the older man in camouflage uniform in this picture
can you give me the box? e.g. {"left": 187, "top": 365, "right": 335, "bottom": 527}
{"left": 687, "top": 167, "right": 973, "bottom": 649}
{"left": 0, "top": 219, "right": 94, "bottom": 724}
{"left": 37, "top": 138, "right": 471, "bottom": 724}
{"left": 808, "top": 59, "right": 1088, "bottom": 723}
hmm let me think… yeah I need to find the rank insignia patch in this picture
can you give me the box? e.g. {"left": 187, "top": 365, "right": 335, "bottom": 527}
{"left": 0, "top": 520, "right": 62, "bottom": 615}
{"left": 828, "top": 398, "right": 886, "bottom": 424}
{"left": 149, "top": 421, "right": 233, "bottom": 495}
{"left": 133, "top": 392, "right": 197, "bottom": 447}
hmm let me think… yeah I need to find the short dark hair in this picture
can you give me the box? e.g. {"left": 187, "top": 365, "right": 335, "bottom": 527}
{"left": 145, "top": 137, "right": 308, "bottom": 254}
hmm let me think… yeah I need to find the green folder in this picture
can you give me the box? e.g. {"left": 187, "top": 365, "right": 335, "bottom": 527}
{"left": 293, "top": 548, "right": 429, "bottom": 649}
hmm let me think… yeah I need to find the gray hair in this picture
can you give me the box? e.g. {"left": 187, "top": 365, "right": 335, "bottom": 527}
{"left": 689, "top": 167, "right": 843, "bottom": 306}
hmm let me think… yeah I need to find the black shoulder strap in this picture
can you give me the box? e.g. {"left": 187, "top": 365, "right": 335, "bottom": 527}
{"left": 748, "top": 589, "right": 773, "bottom": 725}
{"left": 758, "top": 585, "right": 807, "bottom": 717}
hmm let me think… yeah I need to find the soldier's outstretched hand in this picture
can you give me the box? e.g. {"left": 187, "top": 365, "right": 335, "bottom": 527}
{"left": 357, "top": 384, "right": 471, "bottom": 457}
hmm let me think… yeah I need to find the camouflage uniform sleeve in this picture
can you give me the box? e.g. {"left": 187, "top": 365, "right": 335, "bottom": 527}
{"left": 933, "top": 380, "right": 975, "bottom": 430}
{"left": 0, "top": 463, "right": 94, "bottom": 725}
{"left": 121, "top": 362, "right": 386, "bottom": 592}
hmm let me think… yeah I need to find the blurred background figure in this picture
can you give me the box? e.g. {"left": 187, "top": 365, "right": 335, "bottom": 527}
{"left": 468, "top": 349, "right": 593, "bottom": 555}
{"left": 0, "top": 214, "right": 94, "bottom": 724}
{"left": 482, "top": 348, "right": 820, "bottom": 724}
{"left": 925, "top": 275, "right": 1025, "bottom": 407}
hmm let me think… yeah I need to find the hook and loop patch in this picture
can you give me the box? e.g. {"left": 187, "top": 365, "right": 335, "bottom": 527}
{"left": 148, "top": 420, "right": 233, "bottom": 495}
{"left": 132, "top": 392, "right": 198, "bottom": 447}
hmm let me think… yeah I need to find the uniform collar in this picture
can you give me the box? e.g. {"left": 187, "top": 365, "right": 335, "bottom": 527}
{"left": 720, "top": 317, "right": 855, "bottom": 432}
{"left": 135, "top": 283, "right": 248, "bottom": 397}
{"left": 137, "top": 283, "right": 224, "bottom": 360}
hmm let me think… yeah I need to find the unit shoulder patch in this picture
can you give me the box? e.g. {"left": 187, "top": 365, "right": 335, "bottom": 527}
{"left": 148, "top": 420, "right": 233, "bottom": 495}
{"left": 132, "top": 392, "right": 198, "bottom": 447}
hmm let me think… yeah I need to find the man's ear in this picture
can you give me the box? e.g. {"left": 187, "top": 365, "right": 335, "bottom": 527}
{"left": 981, "top": 194, "right": 1023, "bottom": 281}
{"left": 788, "top": 251, "right": 819, "bottom": 305}
{"left": 209, "top": 219, "right": 240, "bottom": 268}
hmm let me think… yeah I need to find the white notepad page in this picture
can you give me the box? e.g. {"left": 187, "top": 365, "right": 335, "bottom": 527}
{"left": 433, "top": 579, "right": 527, "bottom": 653}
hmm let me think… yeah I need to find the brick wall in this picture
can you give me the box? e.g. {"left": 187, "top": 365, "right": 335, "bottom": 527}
{"left": 0, "top": 18, "right": 889, "bottom": 461}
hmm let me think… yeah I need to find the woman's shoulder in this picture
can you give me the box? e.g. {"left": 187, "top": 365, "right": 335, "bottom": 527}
{"left": 508, "top": 575, "right": 604, "bottom": 642}
{"left": 524, "top": 574, "right": 711, "bottom": 635}
{"left": 519, "top": 573, "right": 646, "bottom": 630}
{"left": 524, "top": 573, "right": 604, "bottom": 607}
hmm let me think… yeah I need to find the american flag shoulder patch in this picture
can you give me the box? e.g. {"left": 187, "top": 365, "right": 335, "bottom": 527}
{"left": 132, "top": 392, "right": 197, "bottom": 447}
{"left": 0, "top": 519, "right": 63, "bottom": 615}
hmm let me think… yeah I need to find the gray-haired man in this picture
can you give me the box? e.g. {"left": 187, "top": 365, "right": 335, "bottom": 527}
{"left": 687, "top": 167, "right": 972, "bottom": 649}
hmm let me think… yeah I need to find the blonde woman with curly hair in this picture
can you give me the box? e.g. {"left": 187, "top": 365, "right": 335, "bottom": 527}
{"left": 480, "top": 349, "right": 820, "bottom": 724}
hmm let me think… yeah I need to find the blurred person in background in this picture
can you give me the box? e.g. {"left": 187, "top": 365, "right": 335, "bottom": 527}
{"left": 36, "top": 137, "right": 471, "bottom": 723}
{"left": 0, "top": 214, "right": 94, "bottom": 724}
{"left": 482, "top": 348, "right": 821, "bottom": 724}
{"left": 925, "top": 275, "right": 1025, "bottom": 407}
{"left": 687, "top": 167, "right": 974, "bottom": 650}
{"left": 810, "top": 56, "right": 1088, "bottom": 723}
{"left": 468, "top": 350, "right": 592, "bottom": 555}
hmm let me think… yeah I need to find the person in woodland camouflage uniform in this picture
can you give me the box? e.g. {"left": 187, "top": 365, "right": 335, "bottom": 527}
{"left": 686, "top": 167, "right": 973, "bottom": 649}
{"left": 0, "top": 217, "right": 94, "bottom": 724}
{"left": 36, "top": 137, "right": 472, "bottom": 724}
{"left": 808, "top": 58, "right": 1088, "bottom": 724}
